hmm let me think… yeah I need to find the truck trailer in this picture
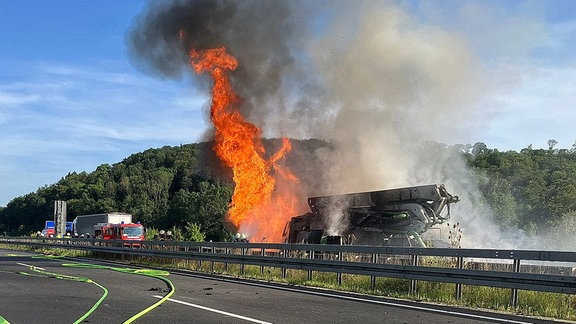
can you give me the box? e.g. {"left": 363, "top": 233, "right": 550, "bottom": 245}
{"left": 72, "top": 213, "right": 143, "bottom": 241}
{"left": 283, "top": 184, "right": 459, "bottom": 247}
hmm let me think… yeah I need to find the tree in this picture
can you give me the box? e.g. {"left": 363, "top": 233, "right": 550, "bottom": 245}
{"left": 184, "top": 222, "right": 206, "bottom": 242}
{"left": 169, "top": 181, "right": 232, "bottom": 241}
{"left": 480, "top": 176, "right": 519, "bottom": 228}
{"left": 471, "top": 142, "right": 488, "bottom": 156}
{"left": 548, "top": 139, "right": 558, "bottom": 151}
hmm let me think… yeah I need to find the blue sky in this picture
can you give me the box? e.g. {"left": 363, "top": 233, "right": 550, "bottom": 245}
{"left": 0, "top": 1, "right": 206, "bottom": 206}
{"left": 1, "top": 0, "right": 576, "bottom": 207}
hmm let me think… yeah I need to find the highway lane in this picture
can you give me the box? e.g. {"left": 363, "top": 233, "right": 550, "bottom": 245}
{"left": 0, "top": 250, "right": 168, "bottom": 323}
{"left": 0, "top": 248, "right": 566, "bottom": 323}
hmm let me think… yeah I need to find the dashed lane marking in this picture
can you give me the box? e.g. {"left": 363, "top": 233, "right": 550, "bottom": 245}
{"left": 16, "top": 263, "right": 45, "bottom": 271}
{"left": 153, "top": 295, "right": 273, "bottom": 324}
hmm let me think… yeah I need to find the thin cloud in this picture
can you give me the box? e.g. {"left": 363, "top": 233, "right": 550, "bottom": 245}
{"left": 471, "top": 61, "right": 576, "bottom": 150}
{"left": 0, "top": 92, "right": 42, "bottom": 107}
{"left": 0, "top": 60, "right": 206, "bottom": 205}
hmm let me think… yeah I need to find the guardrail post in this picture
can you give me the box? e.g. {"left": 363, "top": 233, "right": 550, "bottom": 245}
{"left": 210, "top": 246, "right": 215, "bottom": 274}
{"left": 172, "top": 243, "right": 178, "bottom": 267}
{"left": 410, "top": 254, "right": 419, "bottom": 294}
{"left": 337, "top": 251, "right": 343, "bottom": 286}
{"left": 240, "top": 247, "right": 246, "bottom": 276}
{"left": 281, "top": 249, "right": 287, "bottom": 279}
{"left": 510, "top": 259, "right": 521, "bottom": 308}
{"left": 455, "top": 256, "right": 464, "bottom": 300}
{"left": 260, "top": 247, "right": 265, "bottom": 275}
{"left": 371, "top": 253, "right": 377, "bottom": 290}
{"left": 308, "top": 249, "right": 314, "bottom": 281}
{"left": 198, "top": 245, "right": 203, "bottom": 271}
{"left": 224, "top": 247, "right": 229, "bottom": 273}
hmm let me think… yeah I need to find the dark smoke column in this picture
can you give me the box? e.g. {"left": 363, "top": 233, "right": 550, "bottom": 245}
{"left": 127, "top": 0, "right": 301, "bottom": 120}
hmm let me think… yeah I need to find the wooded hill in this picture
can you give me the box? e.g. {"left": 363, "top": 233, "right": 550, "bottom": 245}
{"left": 1, "top": 139, "right": 576, "bottom": 242}
{"left": 0, "top": 139, "right": 327, "bottom": 241}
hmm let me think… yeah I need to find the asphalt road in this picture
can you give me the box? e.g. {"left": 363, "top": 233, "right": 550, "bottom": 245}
{"left": 0, "top": 248, "right": 566, "bottom": 324}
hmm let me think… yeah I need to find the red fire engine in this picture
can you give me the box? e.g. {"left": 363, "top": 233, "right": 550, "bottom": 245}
{"left": 94, "top": 222, "right": 145, "bottom": 245}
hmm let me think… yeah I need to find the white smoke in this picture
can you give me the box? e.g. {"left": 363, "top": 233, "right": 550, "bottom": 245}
{"left": 286, "top": 1, "right": 535, "bottom": 249}
{"left": 130, "top": 0, "right": 549, "bottom": 249}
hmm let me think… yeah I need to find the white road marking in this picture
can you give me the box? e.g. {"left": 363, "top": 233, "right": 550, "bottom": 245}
{"left": 175, "top": 273, "right": 535, "bottom": 324}
{"left": 17, "top": 263, "right": 45, "bottom": 271}
{"left": 284, "top": 289, "right": 535, "bottom": 324}
{"left": 238, "top": 283, "right": 534, "bottom": 324}
{"left": 152, "top": 295, "right": 273, "bottom": 324}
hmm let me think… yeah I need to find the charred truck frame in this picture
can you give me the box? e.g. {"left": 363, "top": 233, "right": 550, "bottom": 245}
{"left": 283, "top": 184, "right": 459, "bottom": 247}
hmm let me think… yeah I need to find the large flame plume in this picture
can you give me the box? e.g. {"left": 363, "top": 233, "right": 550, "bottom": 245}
{"left": 188, "top": 47, "right": 299, "bottom": 242}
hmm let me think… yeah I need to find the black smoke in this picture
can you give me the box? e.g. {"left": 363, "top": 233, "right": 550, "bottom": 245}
{"left": 127, "top": 0, "right": 308, "bottom": 119}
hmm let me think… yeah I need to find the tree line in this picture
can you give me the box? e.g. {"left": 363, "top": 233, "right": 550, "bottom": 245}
{"left": 0, "top": 142, "right": 233, "bottom": 241}
{"left": 464, "top": 141, "right": 576, "bottom": 239}
{"left": 1, "top": 139, "right": 576, "bottom": 242}
{"left": 0, "top": 139, "right": 325, "bottom": 241}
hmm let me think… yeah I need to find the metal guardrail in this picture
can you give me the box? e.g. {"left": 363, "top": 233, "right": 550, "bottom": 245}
{"left": 2, "top": 236, "right": 575, "bottom": 307}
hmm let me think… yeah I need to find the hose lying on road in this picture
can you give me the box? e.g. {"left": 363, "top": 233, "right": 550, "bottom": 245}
{"left": 20, "top": 255, "right": 175, "bottom": 324}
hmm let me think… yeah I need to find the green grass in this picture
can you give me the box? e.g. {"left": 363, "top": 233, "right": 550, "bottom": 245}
{"left": 0, "top": 244, "right": 93, "bottom": 258}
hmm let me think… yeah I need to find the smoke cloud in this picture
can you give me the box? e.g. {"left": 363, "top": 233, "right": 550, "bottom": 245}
{"left": 127, "top": 0, "right": 544, "bottom": 249}
{"left": 128, "top": 0, "right": 307, "bottom": 122}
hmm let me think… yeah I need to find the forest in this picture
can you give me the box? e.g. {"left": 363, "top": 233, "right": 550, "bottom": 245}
{"left": 1, "top": 139, "right": 576, "bottom": 244}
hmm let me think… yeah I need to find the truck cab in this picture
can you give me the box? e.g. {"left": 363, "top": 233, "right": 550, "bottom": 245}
{"left": 94, "top": 222, "right": 145, "bottom": 242}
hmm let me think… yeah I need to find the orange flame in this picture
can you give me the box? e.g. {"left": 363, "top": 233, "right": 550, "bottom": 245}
{"left": 189, "top": 47, "right": 299, "bottom": 242}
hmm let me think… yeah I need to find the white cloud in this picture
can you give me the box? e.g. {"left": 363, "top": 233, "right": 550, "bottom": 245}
{"left": 0, "top": 92, "right": 42, "bottom": 107}
{"left": 471, "top": 60, "right": 576, "bottom": 150}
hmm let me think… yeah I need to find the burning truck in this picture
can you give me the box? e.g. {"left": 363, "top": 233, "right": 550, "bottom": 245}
{"left": 283, "top": 184, "right": 459, "bottom": 247}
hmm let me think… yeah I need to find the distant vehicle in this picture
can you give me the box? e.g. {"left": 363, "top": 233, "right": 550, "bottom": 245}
{"left": 41, "top": 221, "right": 54, "bottom": 237}
{"left": 93, "top": 222, "right": 145, "bottom": 242}
{"left": 72, "top": 213, "right": 144, "bottom": 243}
{"left": 41, "top": 220, "right": 72, "bottom": 237}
